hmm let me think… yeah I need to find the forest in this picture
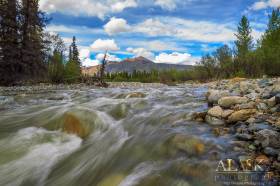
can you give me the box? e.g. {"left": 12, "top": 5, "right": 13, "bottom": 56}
{"left": 1, "top": 0, "right": 280, "bottom": 85}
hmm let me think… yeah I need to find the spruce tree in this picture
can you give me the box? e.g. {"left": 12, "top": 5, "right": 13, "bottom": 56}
{"left": 0, "top": 0, "right": 21, "bottom": 85}
{"left": 20, "top": 0, "right": 47, "bottom": 80}
{"left": 71, "top": 36, "right": 81, "bottom": 67}
{"left": 234, "top": 16, "right": 253, "bottom": 74}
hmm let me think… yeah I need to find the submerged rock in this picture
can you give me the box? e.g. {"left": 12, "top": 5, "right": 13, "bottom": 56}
{"left": 125, "top": 92, "right": 146, "bottom": 99}
{"left": 109, "top": 103, "right": 130, "bottom": 120}
{"left": 97, "top": 174, "right": 125, "bottom": 186}
{"left": 218, "top": 96, "right": 248, "bottom": 108}
{"left": 170, "top": 134, "right": 205, "bottom": 156}
{"left": 62, "top": 113, "right": 90, "bottom": 138}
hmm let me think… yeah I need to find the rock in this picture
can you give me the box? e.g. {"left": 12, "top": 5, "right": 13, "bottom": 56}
{"left": 271, "top": 83, "right": 280, "bottom": 97}
{"left": 170, "top": 134, "right": 205, "bottom": 156}
{"left": 207, "top": 106, "right": 223, "bottom": 118}
{"left": 205, "top": 115, "right": 225, "bottom": 126}
{"left": 275, "top": 94, "right": 280, "bottom": 104}
{"left": 109, "top": 103, "right": 130, "bottom": 120}
{"left": 267, "top": 97, "right": 276, "bottom": 107}
{"left": 213, "top": 127, "right": 229, "bottom": 136}
{"left": 222, "top": 109, "right": 234, "bottom": 119}
{"left": 248, "top": 122, "right": 272, "bottom": 132}
{"left": 235, "top": 133, "right": 253, "bottom": 141}
{"left": 234, "top": 102, "right": 256, "bottom": 110}
{"left": 228, "top": 109, "right": 257, "bottom": 123}
{"left": 62, "top": 113, "right": 90, "bottom": 138}
{"left": 191, "top": 112, "right": 207, "bottom": 122}
{"left": 230, "top": 77, "right": 246, "bottom": 83}
{"left": 257, "top": 102, "right": 268, "bottom": 111}
{"left": 97, "top": 174, "right": 125, "bottom": 186}
{"left": 246, "top": 92, "right": 258, "bottom": 100}
{"left": 206, "top": 90, "right": 229, "bottom": 105}
{"left": 255, "top": 155, "right": 270, "bottom": 165}
{"left": 248, "top": 144, "right": 256, "bottom": 151}
{"left": 240, "top": 81, "right": 258, "bottom": 94}
{"left": 218, "top": 96, "right": 248, "bottom": 108}
{"left": 258, "top": 79, "right": 273, "bottom": 88}
{"left": 256, "top": 129, "right": 280, "bottom": 148}
{"left": 264, "top": 147, "right": 279, "bottom": 157}
{"left": 125, "top": 92, "right": 146, "bottom": 99}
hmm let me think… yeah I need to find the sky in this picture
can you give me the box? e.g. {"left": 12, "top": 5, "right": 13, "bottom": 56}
{"left": 40, "top": 0, "right": 280, "bottom": 66}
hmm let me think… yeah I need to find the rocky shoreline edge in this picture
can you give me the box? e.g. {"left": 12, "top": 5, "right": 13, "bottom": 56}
{"left": 192, "top": 77, "right": 280, "bottom": 180}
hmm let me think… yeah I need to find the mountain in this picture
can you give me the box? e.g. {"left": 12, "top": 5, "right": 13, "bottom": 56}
{"left": 82, "top": 56, "right": 193, "bottom": 76}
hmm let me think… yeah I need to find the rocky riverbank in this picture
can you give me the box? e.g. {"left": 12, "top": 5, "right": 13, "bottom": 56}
{"left": 193, "top": 77, "right": 280, "bottom": 179}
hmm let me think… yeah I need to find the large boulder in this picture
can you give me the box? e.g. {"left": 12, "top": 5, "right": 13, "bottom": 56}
{"left": 228, "top": 109, "right": 256, "bottom": 123}
{"left": 205, "top": 115, "right": 225, "bottom": 126}
{"left": 218, "top": 96, "right": 248, "bottom": 108}
{"left": 256, "top": 129, "right": 280, "bottom": 148}
{"left": 207, "top": 106, "right": 223, "bottom": 118}
{"left": 206, "top": 90, "right": 229, "bottom": 105}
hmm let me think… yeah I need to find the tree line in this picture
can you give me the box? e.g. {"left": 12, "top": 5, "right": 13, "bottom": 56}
{"left": 0, "top": 0, "right": 81, "bottom": 85}
{"left": 196, "top": 9, "right": 280, "bottom": 80}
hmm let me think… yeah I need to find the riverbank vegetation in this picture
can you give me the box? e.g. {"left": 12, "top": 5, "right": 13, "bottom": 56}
{"left": 0, "top": 1, "right": 280, "bottom": 86}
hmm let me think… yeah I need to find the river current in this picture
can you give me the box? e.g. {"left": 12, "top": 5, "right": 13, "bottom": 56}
{"left": 0, "top": 85, "right": 230, "bottom": 186}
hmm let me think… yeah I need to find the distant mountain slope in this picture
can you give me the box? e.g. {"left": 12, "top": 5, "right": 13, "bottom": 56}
{"left": 106, "top": 56, "right": 192, "bottom": 74}
{"left": 82, "top": 56, "right": 193, "bottom": 76}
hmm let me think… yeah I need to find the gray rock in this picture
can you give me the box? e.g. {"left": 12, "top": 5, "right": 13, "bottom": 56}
{"left": 257, "top": 102, "right": 268, "bottom": 110}
{"left": 235, "top": 133, "right": 253, "bottom": 141}
{"left": 206, "top": 90, "right": 229, "bottom": 105}
{"left": 205, "top": 115, "right": 225, "bottom": 126}
{"left": 248, "top": 122, "right": 272, "bottom": 132}
{"left": 256, "top": 129, "right": 280, "bottom": 148}
{"left": 258, "top": 79, "right": 273, "bottom": 88}
{"left": 267, "top": 96, "right": 276, "bottom": 107}
{"left": 264, "top": 147, "right": 279, "bottom": 157}
{"left": 207, "top": 106, "right": 223, "bottom": 118}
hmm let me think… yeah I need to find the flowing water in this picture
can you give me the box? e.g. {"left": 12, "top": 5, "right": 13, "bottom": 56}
{"left": 0, "top": 85, "right": 233, "bottom": 186}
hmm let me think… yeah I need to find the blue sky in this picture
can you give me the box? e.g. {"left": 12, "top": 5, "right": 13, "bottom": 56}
{"left": 40, "top": 0, "right": 280, "bottom": 66}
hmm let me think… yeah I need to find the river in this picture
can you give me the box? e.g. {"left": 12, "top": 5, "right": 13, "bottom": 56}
{"left": 0, "top": 84, "right": 232, "bottom": 186}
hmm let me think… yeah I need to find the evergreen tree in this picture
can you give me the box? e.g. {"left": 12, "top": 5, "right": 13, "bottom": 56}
{"left": 48, "top": 50, "right": 64, "bottom": 83}
{"left": 261, "top": 9, "right": 280, "bottom": 76}
{"left": 234, "top": 16, "right": 253, "bottom": 75}
{"left": 0, "top": 0, "right": 21, "bottom": 85}
{"left": 20, "top": 0, "right": 47, "bottom": 80}
{"left": 71, "top": 36, "right": 81, "bottom": 67}
{"left": 214, "top": 45, "right": 233, "bottom": 78}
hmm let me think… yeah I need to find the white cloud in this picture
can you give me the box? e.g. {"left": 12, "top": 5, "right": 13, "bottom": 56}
{"left": 155, "top": 0, "right": 177, "bottom": 10}
{"left": 126, "top": 47, "right": 155, "bottom": 60}
{"left": 154, "top": 52, "right": 198, "bottom": 65}
{"left": 79, "top": 48, "right": 91, "bottom": 60}
{"left": 46, "top": 24, "right": 103, "bottom": 35}
{"left": 82, "top": 58, "right": 100, "bottom": 67}
{"left": 250, "top": 0, "right": 280, "bottom": 11}
{"left": 90, "top": 39, "right": 119, "bottom": 51}
{"left": 40, "top": 0, "right": 137, "bottom": 19}
{"left": 104, "top": 17, "right": 130, "bottom": 35}
{"left": 108, "top": 17, "right": 237, "bottom": 42}
{"left": 96, "top": 53, "right": 121, "bottom": 62}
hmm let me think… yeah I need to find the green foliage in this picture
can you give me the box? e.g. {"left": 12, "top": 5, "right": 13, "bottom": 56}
{"left": 64, "top": 60, "right": 81, "bottom": 83}
{"left": 48, "top": 51, "right": 64, "bottom": 83}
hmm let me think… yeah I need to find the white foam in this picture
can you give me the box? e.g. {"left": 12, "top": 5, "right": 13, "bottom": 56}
{"left": 0, "top": 127, "right": 82, "bottom": 186}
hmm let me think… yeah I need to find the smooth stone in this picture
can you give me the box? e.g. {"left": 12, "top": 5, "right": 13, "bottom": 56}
{"left": 97, "top": 174, "right": 125, "bottom": 186}
{"left": 267, "top": 96, "right": 276, "bottom": 107}
{"left": 222, "top": 109, "right": 234, "bottom": 119}
{"left": 228, "top": 109, "right": 257, "bottom": 123}
{"left": 205, "top": 115, "right": 225, "bottom": 126}
{"left": 234, "top": 102, "right": 256, "bottom": 110}
{"left": 248, "top": 144, "right": 256, "bottom": 151}
{"left": 264, "top": 147, "right": 279, "bottom": 157}
{"left": 206, "top": 90, "right": 229, "bottom": 105}
{"left": 218, "top": 96, "right": 248, "bottom": 108}
{"left": 256, "top": 129, "right": 280, "bottom": 148}
{"left": 207, "top": 106, "right": 223, "bottom": 118}
{"left": 257, "top": 102, "right": 268, "bottom": 111}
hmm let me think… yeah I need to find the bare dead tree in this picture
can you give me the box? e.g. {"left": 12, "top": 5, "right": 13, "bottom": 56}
{"left": 97, "top": 50, "right": 108, "bottom": 87}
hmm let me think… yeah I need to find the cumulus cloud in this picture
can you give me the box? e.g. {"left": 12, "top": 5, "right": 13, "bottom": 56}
{"left": 82, "top": 58, "right": 100, "bottom": 67}
{"left": 96, "top": 53, "right": 121, "bottom": 62}
{"left": 154, "top": 52, "right": 198, "bottom": 65}
{"left": 154, "top": 0, "right": 177, "bottom": 10}
{"left": 90, "top": 39, "right": 119, "bottom": 51}
{"left": 39, "top": 0, "right": 137, "bottom": 19}
{"left": 104, "top": 17, "right": 130, "bottom": 35}
{"left": 250, "top": 0, "right": 280, "bottom": 11}
{"left": 126, "top": 47, "right": 155, "bottom": 60}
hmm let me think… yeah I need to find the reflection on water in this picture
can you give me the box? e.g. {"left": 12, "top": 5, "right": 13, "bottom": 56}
{"left": 0, "top": 85, "right": 225, "bottom": 186}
